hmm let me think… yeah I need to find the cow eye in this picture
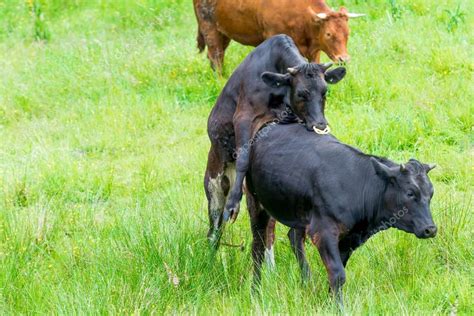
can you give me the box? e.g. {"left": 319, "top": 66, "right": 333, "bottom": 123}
{"left": 326, "top": 33, "right": 331, "bottom": 37}
{"left": 406, "top": 190, "right": 415, "bottom": 198}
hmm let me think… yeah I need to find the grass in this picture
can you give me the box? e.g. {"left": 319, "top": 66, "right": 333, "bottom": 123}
{"left": 0, "top": 0, "right": 472, "bottom": 314}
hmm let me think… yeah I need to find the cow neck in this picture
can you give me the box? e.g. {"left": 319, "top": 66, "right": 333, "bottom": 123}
{"left": 357, "top": 158, "right": 392, "bottom": 237}
{"left": 306, "top": 24, "right": 323, "bottom": 58}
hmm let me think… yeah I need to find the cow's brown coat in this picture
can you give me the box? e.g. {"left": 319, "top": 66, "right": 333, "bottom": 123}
{"left": 193, "top": 0, "right": 358, "bottom": 71}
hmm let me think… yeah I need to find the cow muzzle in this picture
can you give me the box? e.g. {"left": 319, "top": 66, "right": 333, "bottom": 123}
{"left": 334, "top": 55, "right": 350, "bottom": 64}
{"left": 416, "top": 225, "right": 437, "bottom": 239}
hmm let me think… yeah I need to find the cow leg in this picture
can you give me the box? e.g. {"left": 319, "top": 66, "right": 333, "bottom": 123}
{"left": 247, "top": 192, "right": 276, "bottom": 269}
{"left": 194, "top": 1, "right": 231, "bottom": 73}
{"left": 312, "top": 228, "right": 346, "bottom": 309}
{"left": 249, "top": 198, "right": 271, "bottom": 285}
{"left": 201, "top": 24, "right": 230, "bottom": 73}
{"left": 223, "top": 117, "right": 252, "bottom": 222}
{"left": 204, "top": 145, "right": 232, "bottom": 248}
{"left": 339, "top": 248, "right": 353, "bottom": 268}
{"left": 264, "top": 218, "right": 276, "bottom": 269}
{"left": 207, "top": 32, "right": 230, "bottom": 74}
{"left": 339, "top": 235, "right": 363, "bottom": 267}
{"left": 288, "top": 227, "right": 311, "bottom": 280}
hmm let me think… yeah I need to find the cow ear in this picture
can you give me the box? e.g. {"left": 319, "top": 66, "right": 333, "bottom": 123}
{"left": 261, "top": 72, "right": 291, "bottom": 88}
{"left": 371, "top": 158, "right": 398, "bottom": 181}
{"left": 423, "top": 163, "right": 436, "bottom": 173}
{"left": 324, "top": 67, "right": 346, "bottom": 84}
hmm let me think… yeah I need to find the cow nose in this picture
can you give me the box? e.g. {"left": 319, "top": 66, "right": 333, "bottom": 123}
{"left": 337, "top": 55, "right": 350, "bottom": 64}
{"left": 423, "top": 225, "right": 437, "bottom": 238}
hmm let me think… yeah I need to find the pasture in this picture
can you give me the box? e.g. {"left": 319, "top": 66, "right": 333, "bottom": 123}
{"left": 0, "top": 0, "right": 472, "bottom": 314}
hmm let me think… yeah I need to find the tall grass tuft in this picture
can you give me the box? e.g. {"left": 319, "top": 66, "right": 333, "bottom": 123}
{"left": 28, "top": 0, "right": 50, "bottom": 41}
{"left": 445, "top": 4, "right": 466, "bottom": 32}
{"left": 388, "top": 0, "right": 403, "bottom": 21}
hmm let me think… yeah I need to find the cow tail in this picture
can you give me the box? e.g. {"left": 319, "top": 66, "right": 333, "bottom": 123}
{"left": 197, "top": 28, "right": 206, "bottom": 53}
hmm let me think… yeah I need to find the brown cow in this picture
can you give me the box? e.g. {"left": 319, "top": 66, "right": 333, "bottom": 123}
{"left": 193, "top": 0, "right": 364, "bottom": 72}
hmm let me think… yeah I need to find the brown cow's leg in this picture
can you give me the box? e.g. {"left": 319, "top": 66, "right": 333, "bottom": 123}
{"left": 204, "top": 145, "right": 232, "bottom": 248}
{"left": 198, "top": 18, "right": 230, "bottom": 73}
{"left": 288, "top": 227, "right": 311, "bottom": 280}
{"left": 194, "top": 0, "right": 230, "bottom": 73}
{"left": 206, "top": 32, "right": 230, "bottom": 74}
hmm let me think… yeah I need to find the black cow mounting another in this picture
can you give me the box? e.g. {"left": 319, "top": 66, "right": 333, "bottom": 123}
{"left": 246, "top": 123, "right": 437, "bottom": 306}
{"left": 204, "top": 34, "right": 346, "bottom": 247}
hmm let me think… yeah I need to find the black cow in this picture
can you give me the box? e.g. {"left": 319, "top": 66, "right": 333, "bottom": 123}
{"left": 246, "top": 123, "right": 437, "bottom": 306}
{"left": 205, "top": 34, "right": 346, "bottom": 246}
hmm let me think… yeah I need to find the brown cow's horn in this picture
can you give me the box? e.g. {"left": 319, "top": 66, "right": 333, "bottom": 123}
{"left": 308, "top": 7, "right": 328, "bottom": 20}
{"left": 315, "top": 13, "right": 328, "bottom": 19}
{"left": 287, "top": 67, "right": 298, "bottom": 75}
{"left": 347, "top": 13, "right": 366, "bottom": 18}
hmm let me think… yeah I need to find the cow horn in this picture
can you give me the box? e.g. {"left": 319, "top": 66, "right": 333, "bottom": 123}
{"left": 400, "top": 164, "right": 407, "bottom": 172}
{"left": 315, "top": 13, "right": 328, "bottom": 19}
{"left": 308, "top": 7, "right": 328, "bottom": 20}
{"left": 347, "top": 13, "right": 366, "bottom": 18}
{"left": 424, "top": 163, "right": 437, "bottom": 173}
{"left": 287, "top": 67, "right": 298, "bottom": 75}
{"left": 321, "top": 62, "right": 333, "bottom": 71}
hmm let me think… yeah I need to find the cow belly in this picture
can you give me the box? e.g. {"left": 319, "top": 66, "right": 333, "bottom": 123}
{"left": 250, "top": 170, "right": 312, "bottom": 230}
{"left": 215, "top": 0, "right": 264, "bottom": 46}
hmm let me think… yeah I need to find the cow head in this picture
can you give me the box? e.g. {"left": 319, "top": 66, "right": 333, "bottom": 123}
{"left": 261, "top": 63, "right": 346, "bottom": 132}
{"left": 308, "top": 7, "right": 365, "bottom": 63}
{"left": 371, "top": 158, "right": 437, "bottom": 239}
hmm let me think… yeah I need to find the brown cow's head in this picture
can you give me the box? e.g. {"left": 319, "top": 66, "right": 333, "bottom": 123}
{"left": 261, "top": 63, "right": 346, "bottom": 132}
{"left": 309, "top": 7, "right": 365, "bottom": 63}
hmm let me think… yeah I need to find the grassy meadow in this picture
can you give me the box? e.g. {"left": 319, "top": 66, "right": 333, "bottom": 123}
{"left": 0, "top": 0, "right": 473, "bottom": 314}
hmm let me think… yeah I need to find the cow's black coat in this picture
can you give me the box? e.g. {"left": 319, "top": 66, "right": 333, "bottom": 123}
{"left": 204, "top": 35, "right": 346, "bottom": 246}
{"left": 246, "top": 123, "right": 437, "bottom": 305}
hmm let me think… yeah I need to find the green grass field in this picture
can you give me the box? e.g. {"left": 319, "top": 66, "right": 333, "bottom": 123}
{"left": 0, "top": 0, "right": 472, "bottom": 314}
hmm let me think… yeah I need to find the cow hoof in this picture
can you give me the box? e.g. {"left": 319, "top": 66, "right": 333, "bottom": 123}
{"left": 208, "top": 230, "right": 222, "bottom": 249}
{"left": 223, "top": 208, "right": 234, "bottom": 222}
{"left": 223, "top": 206, "right": 240, "bottom": 223}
